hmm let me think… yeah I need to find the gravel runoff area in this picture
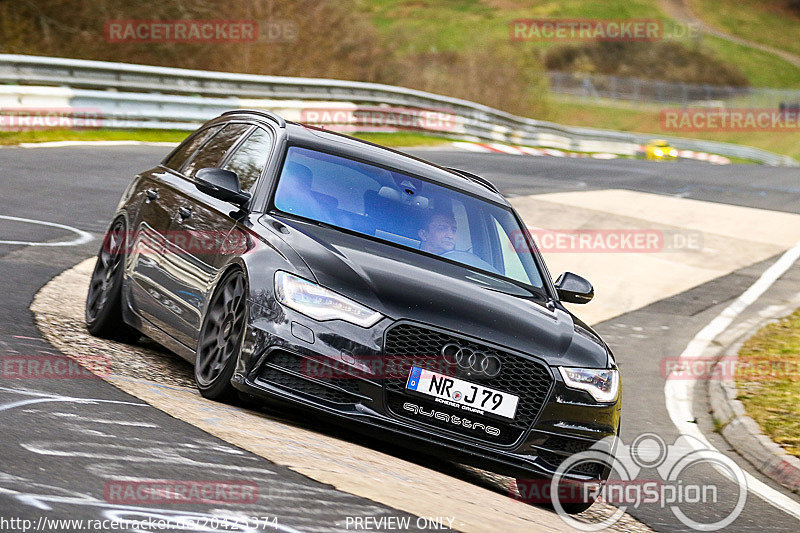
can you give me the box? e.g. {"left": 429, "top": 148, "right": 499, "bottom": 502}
{"left": 31, "top": 257, "right": 654, "bottom": 533}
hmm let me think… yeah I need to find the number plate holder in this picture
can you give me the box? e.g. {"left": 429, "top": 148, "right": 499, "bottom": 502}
{"left": 405, "top": 366, "right": 518, "bottom": 421}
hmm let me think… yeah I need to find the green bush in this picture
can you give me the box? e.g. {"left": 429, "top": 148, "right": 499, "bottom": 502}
{"left": 0, "top": 0, "right": 547, "bottom": 117}
{"left": 387, "top": 44, "right": 548, "bottom": 118}
{"left": 544, "top": 40, "right": 750, "bottom": 86}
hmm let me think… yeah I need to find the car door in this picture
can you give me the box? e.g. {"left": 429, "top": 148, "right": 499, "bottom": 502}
{"left": 127, "top": 124, "right": 222, "bottom": 331}
{"left": 164, "top": 123, "right": 275, "bottom": 348}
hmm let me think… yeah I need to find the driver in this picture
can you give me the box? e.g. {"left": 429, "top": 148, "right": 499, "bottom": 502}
{"left": 418, "top": 210, "right": 457, "bottom": 255}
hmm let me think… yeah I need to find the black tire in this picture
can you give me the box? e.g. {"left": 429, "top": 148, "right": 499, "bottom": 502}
{"left": 85, "top": 218, "right": 140, "bottom": 343}
{"left": 194, "top": 269, "right": 247, "bottom": 402}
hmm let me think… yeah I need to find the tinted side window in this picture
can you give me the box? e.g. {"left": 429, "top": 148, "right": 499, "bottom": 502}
{"left": 183, "top": 123, "right": 252, "bottom": 178}
{"left": 221, "top": 127, "right": 273, "bottom": 193}
{"left": 163, "top": 125, "right": 221, "bottom": 171}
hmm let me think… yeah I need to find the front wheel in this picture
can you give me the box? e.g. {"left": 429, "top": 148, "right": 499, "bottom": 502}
{"left": 194, "top": 269, "right": 247, "bottom": 403}
{"left": 85, "top": 218, "right": 140, "bottom": 343}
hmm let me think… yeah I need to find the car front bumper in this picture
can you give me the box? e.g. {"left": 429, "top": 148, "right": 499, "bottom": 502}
{"left": 232, "top": 307, "right": 621, "bottom": 481}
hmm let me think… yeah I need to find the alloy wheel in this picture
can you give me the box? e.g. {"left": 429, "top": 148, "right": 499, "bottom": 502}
{"left": 86, "top": 220, "right": 125, "bottom": 321}
{"left": 195, "top": 271, "right": 247, "bottom": 387}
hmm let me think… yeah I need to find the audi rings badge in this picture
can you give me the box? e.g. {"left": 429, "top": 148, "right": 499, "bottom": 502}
{"left": 440, "top": 343, "right": 501, "bottom": 377}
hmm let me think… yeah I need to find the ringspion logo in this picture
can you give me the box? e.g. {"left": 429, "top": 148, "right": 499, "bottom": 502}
{"left": 518, "top": 433, "right": 748, "bottom": 531}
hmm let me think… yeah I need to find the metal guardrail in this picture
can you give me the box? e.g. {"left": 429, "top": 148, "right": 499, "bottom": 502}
{"left": 548, "top": 71, "right": 800, "bottom": 108}
{"left": 0, "top": 54, "right": 796, "bottom": 166}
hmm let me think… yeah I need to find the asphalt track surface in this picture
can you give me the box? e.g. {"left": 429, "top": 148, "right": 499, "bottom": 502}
{"left": 1, "top": 144, "right": 799, "bottom": 532}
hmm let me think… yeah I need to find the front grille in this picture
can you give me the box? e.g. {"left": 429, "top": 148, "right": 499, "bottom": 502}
{"left": 383, "top": 323, "right": 553, "bottom": 442}
{"left": 257, "top": 350, "right": 363, "bottom": 405}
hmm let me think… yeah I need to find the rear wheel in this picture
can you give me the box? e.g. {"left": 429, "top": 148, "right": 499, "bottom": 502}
{"left": 85, "top": 218, "right": 140, "bottom": 343}
{"left": 194, "top": 269, "right": 247, "bottom": 402}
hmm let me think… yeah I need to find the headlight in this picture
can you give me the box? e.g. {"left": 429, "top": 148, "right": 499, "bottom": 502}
{"left": 274, "top": 271, "right": 383, "bottom": 327}
{"left": 559, "top": 367, "right": 619, "bottom": 403}
{"left": 653, "top": 149, "right": 664, "bottom": 157}
{"left": 668, "top": 149, "right": 678, "bottom": 157}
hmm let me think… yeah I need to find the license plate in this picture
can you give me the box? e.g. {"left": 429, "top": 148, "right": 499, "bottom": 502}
{"left": 405, "top": 366, "right": 518, "bottom": 420}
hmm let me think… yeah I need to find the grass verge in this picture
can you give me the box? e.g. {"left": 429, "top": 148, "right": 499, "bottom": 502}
{"left": 735, "top": 307, "right": 800, "bottom": 458}
{"left": 544, "top": 100, "right": 800, "bottom": 162}
{"left": 350, "top": 131, "right": 458, "bottom": 147}
{"left": 690, "top": 0, "right": 800, "bottom": 59}
{"left": 699, "top": 33, "right": 800, "bottom": 89}
{"left": 0, "top": 129, "right": 456, "bottom": 149}
{"left": 365, "top": 0, "right": 800, "bottom": 88}
{"left": 0, "top": 121, "right": 785, "bottom": 163}
{"left": 0, "top": 129, "right": 187, "bottom": 146}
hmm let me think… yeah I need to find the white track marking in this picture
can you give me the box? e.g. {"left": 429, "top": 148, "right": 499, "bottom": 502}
{"left": 9, "top": 141, "right": 176, "bottom": 148}
{"left": 486, "top": 143, "right": 526, "bottom": 154}
{"left": 0, "top": 214, "right": 93, "bottom": 246}
{"left": 450, "top": 141, "right": 492, "bottom": 152}
{"left": 665, "top": 239, "right": 800, "bottom": 519}
{"left": 0, "top": 397, "right": 147, "bottom": 412}
{"left": 0, "top": 386, "right": 148, "bottom": 412}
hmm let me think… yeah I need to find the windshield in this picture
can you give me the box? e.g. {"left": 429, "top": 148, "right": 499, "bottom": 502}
{"left": 273, "top": 146, "right": 544, "bottom": 289}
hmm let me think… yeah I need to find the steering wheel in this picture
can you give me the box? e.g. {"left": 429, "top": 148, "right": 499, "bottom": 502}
{"left": 442, "top": 250, "right": 500, "bottom": 274}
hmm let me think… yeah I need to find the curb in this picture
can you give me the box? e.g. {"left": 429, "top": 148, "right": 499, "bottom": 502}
{"left": 449, "top": 141, "right": 732, "bottom": 164}
{"left": 707, "top": 294, "right": 800, "bottom": 495}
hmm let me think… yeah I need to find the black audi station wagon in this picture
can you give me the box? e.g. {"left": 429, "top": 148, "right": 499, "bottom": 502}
{"left": 86, "top": 110, "right": 621, "bottom": 513}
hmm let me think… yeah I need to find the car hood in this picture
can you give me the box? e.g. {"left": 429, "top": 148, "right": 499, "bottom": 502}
{"left": 268, "top": 215, "right": 609, "bottom": 368}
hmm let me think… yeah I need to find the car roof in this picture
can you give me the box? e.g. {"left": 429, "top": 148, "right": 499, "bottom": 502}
{"left": 215, "top": 110, "right": 509, "bottom": 205}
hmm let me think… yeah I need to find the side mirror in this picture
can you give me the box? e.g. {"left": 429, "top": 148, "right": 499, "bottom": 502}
{"left": 554, "top": 272, "right": 594, "bottom": 304}
{"left": 195, "top": 168, "right": 251, "bottom": 207}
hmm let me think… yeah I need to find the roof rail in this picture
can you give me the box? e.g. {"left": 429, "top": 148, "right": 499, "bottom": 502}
{"left": 447, "top": 167, "right": 500, "bottom": 194}
{"left": 221, "top": 109, "right": 286, "bottom": 128}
